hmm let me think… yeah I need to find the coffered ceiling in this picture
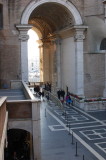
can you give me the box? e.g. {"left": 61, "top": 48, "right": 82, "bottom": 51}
{"left": 29, "top": 2, "right": 74, "bottom": 38}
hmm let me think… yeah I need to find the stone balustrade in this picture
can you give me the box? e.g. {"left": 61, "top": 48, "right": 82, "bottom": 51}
{"left": 0, "top": 96, "right": 8, "bottom": 160}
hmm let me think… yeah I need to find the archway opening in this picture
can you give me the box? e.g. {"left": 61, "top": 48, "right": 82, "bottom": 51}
{"left": 6, "top": 129, "right": 31, "bottom": 160}
{"left": 28, "top": 29, "right": 40, "bottom": 83}
{"left": 20, "top": 1, "right": 84, "bottom": 95}
{"left": 27, "top": 2, "right": 75, "bottom": 87}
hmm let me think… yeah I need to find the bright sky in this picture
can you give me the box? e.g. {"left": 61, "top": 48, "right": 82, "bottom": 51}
{"left": 28, "top": 29, "right": 39, "bottom": 60}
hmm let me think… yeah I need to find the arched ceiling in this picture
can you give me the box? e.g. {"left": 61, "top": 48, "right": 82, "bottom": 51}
{"left": 28, "top": 2, "right": 74, "bottom": 38}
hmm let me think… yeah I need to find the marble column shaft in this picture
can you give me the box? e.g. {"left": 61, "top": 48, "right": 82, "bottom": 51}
{"left": 16, "top": 25, "right": 32, "bottom": 82}
{"left": 74, "top": 28, "right": 85, "bottom": 96}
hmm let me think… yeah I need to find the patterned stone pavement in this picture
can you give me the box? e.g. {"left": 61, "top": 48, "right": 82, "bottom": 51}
{"left": 42, "top": 100, "right": 106, "bottom": 160}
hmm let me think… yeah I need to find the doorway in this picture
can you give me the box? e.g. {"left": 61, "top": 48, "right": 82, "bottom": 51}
{"left": 6, "top": 129, "right": 31, "bottom": 160}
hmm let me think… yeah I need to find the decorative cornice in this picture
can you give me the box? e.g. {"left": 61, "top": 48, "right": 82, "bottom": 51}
{"left": 16, "top": 24, "right": 33, "bottom": 31}
{"left": 16, "top": 24, "right": 33, "bottom": 41}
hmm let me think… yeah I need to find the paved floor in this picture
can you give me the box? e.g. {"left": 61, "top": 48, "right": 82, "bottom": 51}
{"left": 40, "top": 100, "right": 106, "bottom": 160}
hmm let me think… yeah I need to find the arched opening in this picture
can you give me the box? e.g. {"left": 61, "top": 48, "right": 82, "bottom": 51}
{"left": 18, "top": 0, "right": 86, "bottom": 96}
{"left": 6, "top": 129, "right": 31, "bottom": 160}
{"left": 27, "top": 2, "right": 76, "bottom": 87}
{"left": 21, "top": 0, "right": 82, "bottom": 25}
{"left": 28, "top": 29, "right": 40, "bottom": 83}
{"left": 100, "top": 38, "right": 106, "bottom": 50}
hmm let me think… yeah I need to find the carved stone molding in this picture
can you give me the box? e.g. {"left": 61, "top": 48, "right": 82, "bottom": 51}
{"left": 74, "top": 26, "right": 88, "bottom": 41}
{"left": 19, "top": 34, "right": 29, "bottom": 41}
{"left": 74, "top": 32, "right": 85, "bottom": 41}
{"left": 16, "top": 24, "right": 32, "bottom": 41}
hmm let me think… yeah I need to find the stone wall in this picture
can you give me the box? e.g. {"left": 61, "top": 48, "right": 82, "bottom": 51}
{"left": 7, "top": 102, "right": 32, "bottom": 119}
{"left": 0, "top": 0, "right": 32, "bottom": 88}
{"left": 62, "top": 36, "right": 76, "bottom": 93}
{"left": 84, "top": 53, "right": 105, "bottom": 97}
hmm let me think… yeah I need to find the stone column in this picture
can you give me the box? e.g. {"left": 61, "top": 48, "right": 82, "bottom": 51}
{"left": 16, "top": 24, "right": 32, "bottom": 82}
{"left": 55, "top": 38, "right": 62, "bottom": 89}
{"left": 50, "top": 40, "right": 57, "bottom": 93}
{"left": 74, "top": 27, "right": 87, "bottom": 96}
{"left": 38, "top": 40, "right": 44, "bottom": 82}
{"left": 103, "top": 53, "right": 106, "bottom": 97}
{"left": 43, "top": 42, "right": 51, "bottom": 83}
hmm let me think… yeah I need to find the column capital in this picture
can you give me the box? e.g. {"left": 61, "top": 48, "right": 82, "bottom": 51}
{"left": 16, "top": 24, "right": 33, "bottom": 31}
{"left": 16, "top": 24, "right": 32, "bottom": 41}
{"left": 74, "top": 25, "right": 88, "bottom": 41}
{"left": 74, "top": 32, "right": 85, "bottom": 41}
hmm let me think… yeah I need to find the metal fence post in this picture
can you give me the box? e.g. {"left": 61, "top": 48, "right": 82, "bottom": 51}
{"left": 45, "top": 108, "right": 47, "bottom": 117}
{"left": 75, "top": 142, "right": 78, "bottom": 156}
{"left": 71, "top": 132, "right": 74, "bottom": 144}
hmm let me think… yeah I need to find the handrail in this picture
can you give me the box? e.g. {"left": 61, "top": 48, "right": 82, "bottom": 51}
{"left": 0, "top": 97, "right": 7, "bottom": 108}
{"left": 44, "top": 90, "right": 64, "bottom": 110}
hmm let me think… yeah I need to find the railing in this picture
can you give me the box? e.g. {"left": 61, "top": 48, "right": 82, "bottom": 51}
{"left": 44, "top": 90, "right": 64, "bottom": 110}
{"left": 0, "top": 97, "right": 7, "bottom": 142}
{"left": 9, "top": 80, "right": 41, "bottom": 160}
{"left": 0, "top": 96, "right": 8, "bottom": 160}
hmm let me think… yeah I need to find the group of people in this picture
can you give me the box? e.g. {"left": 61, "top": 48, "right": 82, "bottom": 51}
{"left": 33, "top": 83, "right": 73, "bottom": 106}
{"left": 34, "top": 85, "right": 44, "bottom": 97}
{"left": 57, "top": 89, "right": 73, "bottom": 106}
{"left": 44, "top": 82, "right": 51, "bottom": 92}
{"left": 57, "top": 89, "right": 65, "bottom": 101}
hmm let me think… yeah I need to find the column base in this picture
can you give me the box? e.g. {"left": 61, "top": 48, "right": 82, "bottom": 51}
{"left": 103, "top": 88, "right": 106, "bottom": 97}
{"left": 75, "top": 89, "right": 84, "bottom": 97}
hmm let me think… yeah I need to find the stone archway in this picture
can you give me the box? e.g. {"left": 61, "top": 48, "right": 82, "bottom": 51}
{"left": 21, "top": 0, "right": 82, "bottom": 25}
{"left": 7, "top": 129, "right": 31, "bottom": 160}
{"left": 17, "top": 0, "right": 87, "bottom": 96}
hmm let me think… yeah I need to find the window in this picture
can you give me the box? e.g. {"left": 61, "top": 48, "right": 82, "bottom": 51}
{"left": 0, "top": 4, "right": 3, "bottom": 29}
{"left": 100, "top": 38, "right": 106, "bottom": 50}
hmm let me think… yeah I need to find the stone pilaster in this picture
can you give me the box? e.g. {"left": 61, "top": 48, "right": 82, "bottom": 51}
{"left": 55, "top": 38, "right": 62, "bottom": 89}
{"left": 38, "top": 40, "right": 44, "bottom": 82}
{"left": 50, "top": 40, "right": 57, "bottom": 93}
{"left": 16, "top": 24, "right": 32, "bottom": 82}
{"left": 74, "top": 26, "right": 87, "bottom": 96}
{"left": 43, "top": 42, "right": 51, "bottom": 83}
